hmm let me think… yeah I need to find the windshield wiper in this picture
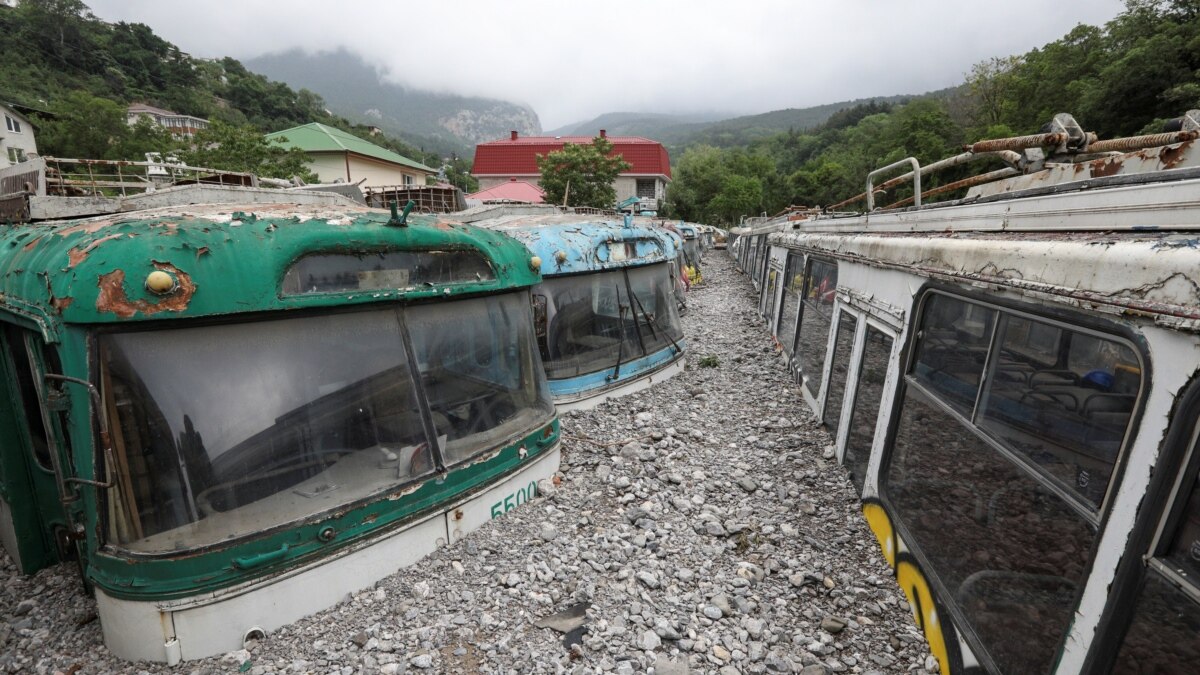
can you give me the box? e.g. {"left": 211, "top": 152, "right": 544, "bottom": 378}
{"left": 606, "top": 300, "right": 628, "bottom": 383}
{"left": 630, "top": 287, "right": 683, "bottom": 357}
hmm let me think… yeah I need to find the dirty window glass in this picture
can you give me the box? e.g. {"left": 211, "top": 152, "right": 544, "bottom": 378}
{"left": 282, "top": 249, "right": 494, "bottom": 295}
{"left": 777, "top": 253, "right": 804, "bottom": 356}
{"left": 797, "top": 258, "right": 838, "bottom": 397}
{"left": 1115, "top": 444, "right": 1200, "bottom": 671}
{"left": 823, "top": 312, "right": 857, "bottom": 436}
{"left": 844, "top": 327, "right": 892, "bottom": 493}
{"left": 538, "top": 264, "right": 681, "bottom": 380}
{"left": 886, "top": 384, "right": 1096, "bottom": 674}
{"left": 626, "top": 263, "right": 685, "bottom": 357}
{"left": 407, "top": 293, "right": 554, "bottom": 465}
{"left": 1167, "top": 492, "right": 1200, "bottom": 588}
{"left": 1113, "top": 571, "right": 1200, "bottom": 672}
{"left": 909, "top": 294, "right": 996, "bottom": 414}
{"left": 978, "top": 316, "right": 1140, "bottom": 508}
{"left": 763, "top": 266, "right": 779, "bottom": 322}
{"left": 101, "top": 310, "right": 433, "bottom": 552}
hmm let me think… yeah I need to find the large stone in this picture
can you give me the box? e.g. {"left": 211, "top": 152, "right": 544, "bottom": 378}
{"left": 637, "top": 629, "right": 662, "bottom": 651}
{"left": 533, "top": 602, "right": 589, "bottom": 634}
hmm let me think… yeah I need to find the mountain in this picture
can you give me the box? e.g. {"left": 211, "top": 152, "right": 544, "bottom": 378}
{"left": 545, "top": 111, "right": 730, "bottom": 139}
{"left": 551, "top": 88, "right": 964, "bottom": 153}
{"left": 244, "top": 49, "right": 541, "bottom": 158}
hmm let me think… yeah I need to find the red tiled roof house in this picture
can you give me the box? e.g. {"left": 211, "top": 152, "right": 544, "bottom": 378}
{"left": 471, "top": 130, "right": 671, "bottom": 211}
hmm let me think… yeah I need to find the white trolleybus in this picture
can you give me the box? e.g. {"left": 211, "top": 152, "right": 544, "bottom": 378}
{"left": 740, "top": 112, "right": 1200, "bottom": 674}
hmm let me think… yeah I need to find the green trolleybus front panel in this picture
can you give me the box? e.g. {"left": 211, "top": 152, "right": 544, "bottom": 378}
{"left": 0, "top": 206, "right": 559, "bottom": 604}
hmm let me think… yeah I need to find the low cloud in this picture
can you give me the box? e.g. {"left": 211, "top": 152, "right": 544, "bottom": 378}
{"left": 86, "top": 0, "right": 1125, "bottom": 129}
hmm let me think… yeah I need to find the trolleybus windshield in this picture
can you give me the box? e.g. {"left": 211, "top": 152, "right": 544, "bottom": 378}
{"left": 537, "top": 263, "right": 683, "bottom": 380}
{"left": 98, "top": 292, "right": 552, "bottom": 553}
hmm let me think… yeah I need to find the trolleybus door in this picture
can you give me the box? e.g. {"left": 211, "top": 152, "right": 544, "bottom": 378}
{"left": 1109, "top": 386, "right": 1200, "bottom": 670}
{"left": 0, "top": 325, "right": 74, "bottom": 571}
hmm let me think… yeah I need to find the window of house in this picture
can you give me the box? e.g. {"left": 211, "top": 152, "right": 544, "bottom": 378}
{"left": 7, "top": 147, "right": 27, "bottom": 164}
{"left": 5, "top": 114, "right": 21, "bottom": 133}
{"left": 403, "top": 175, "right": 415, "bottom": 186}
{"left": 636, "top": 179, "right": 655, "bottom": 199}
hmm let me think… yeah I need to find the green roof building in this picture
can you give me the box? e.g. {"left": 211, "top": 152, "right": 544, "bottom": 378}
{"left": 265, "top": 123, "right": 437, "bottom": 189}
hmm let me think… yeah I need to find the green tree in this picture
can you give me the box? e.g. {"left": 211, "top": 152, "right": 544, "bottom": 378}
{"left": 966, "top": 56, "right": 1021, "bottom": 129}
{"left": 536, "top": 137, "right": 631, "bottom": 208}
{"left": 664, "top": 145, "right": 728, "bottom": 221}
{"left": 36, "top": 91, "right": 132, "bottom": 159}
{"left": 179, "top": 121, "right": 317, "bottom": 181}
{"left": 709, "top": 175, "right": 764, "bottom": 225}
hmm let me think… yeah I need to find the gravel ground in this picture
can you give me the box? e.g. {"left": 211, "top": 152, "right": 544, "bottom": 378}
{"left": 1, "top": 252, "right": 933, "bottom": 674}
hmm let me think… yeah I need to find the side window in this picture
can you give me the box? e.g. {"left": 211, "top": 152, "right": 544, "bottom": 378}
{"left": 777, "top": 253, "right": 805, "bottom": 356}
{"left": 978, "top": 315, "right": 1139, "bottom": 507}
{"left": 823, "top": 311, "right": 857, "bottom": 435}
{"left": 1114, "top": 435, "right": 1200, "bottom": 670}
{"left": 909, "top": 294, "right": 996, "bottom": 413}
{"left": 844, "top": 326, "right": 894, "bottom": 493}
{"left": 763, "top": 265, "right": 778, "bottom": 320}
{"left": 884, "top": 292, "right": 1143, "bottom": 673}
{"left": 2, "top": 325, "right": 53, "bottom": 471}
{"left": 796, "top": 258, "right": 838, "bottom": 397}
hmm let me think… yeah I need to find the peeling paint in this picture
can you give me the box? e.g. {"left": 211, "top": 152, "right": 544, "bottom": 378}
{"left": 67, "top": 232, "right": 124, "bottom": 268}
{"left": 95, "top": 263, "right": 197, "bottom": 319}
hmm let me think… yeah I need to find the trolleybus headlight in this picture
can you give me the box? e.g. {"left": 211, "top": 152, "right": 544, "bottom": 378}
{"left": 529, "top": 256, "right": 542, "bottom": 270}
{"left": 145, "top": 270, "right": 177, "bottom": 294}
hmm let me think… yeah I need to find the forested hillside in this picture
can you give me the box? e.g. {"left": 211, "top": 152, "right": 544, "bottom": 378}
{"left": 666, "top": 0, "right": 1200, "bottom": 225}
{"left": 0, "top": 0, "right": 450, "bottom": 174}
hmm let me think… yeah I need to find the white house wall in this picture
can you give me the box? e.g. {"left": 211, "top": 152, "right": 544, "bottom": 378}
{"left": 346, "top": 155, "right": 429, "bottom": 190}
{"left": 305, "top": 153, "right": 430, "bottom": 189}
{"left": 0, "top": 105, "right": 38, "bottom": 170}
{"left": 476, "top": 175, "right": 668, "bottom": 202}
{"left": 306, "top": 153, "right": 351, "bottom": 184}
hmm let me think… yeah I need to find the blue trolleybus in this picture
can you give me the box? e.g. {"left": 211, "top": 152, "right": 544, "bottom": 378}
{"left": 470, "top": 213, "right": 687, "bottom": 410}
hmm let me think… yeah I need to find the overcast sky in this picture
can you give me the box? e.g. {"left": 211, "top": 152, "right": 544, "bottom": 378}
{"left": 85, "top": 1, "right": 1127, "bottom": 129}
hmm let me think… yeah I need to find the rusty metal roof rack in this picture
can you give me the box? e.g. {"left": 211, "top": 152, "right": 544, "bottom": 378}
{"left": 822, "top": 111, "right": 1200, "bottom": 215}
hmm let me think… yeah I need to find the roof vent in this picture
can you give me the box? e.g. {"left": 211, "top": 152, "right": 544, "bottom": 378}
{"left": 510, "top": 130, "right": 518, "bottom": 141}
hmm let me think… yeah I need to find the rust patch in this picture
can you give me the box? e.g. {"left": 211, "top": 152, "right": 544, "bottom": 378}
{"left": 22, "top": 237, "right": 41, "bottom": 252}
{"left": 55, "top": 219, "right": 117, "bottom": 237}
{"left": 1090, "top": 157, "right": 1124, "bottom": 178}
{"left": 95, "top": 262, "right": 196, "bottom": 319}
{"left": 434, "top": 221, "right": 454, "bottom": 230}
{"left": 67, "top": 233, "right": 125, "bottom": 268}
{"left": 1160, "top": 139, "right": 1192, "bottom": 169}
{"left": 196, "top": 246, "right": 210, "bottom": 259}
{"left": 50, "top": 296, "right": 74, "bottom": 312}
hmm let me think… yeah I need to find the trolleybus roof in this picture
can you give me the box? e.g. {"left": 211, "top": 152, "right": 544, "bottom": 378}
{"left": 0, "top": 203, "right": 541, "bottom": 335}
{"left": 464, "top": 213, "right": 678, "bottom": 277}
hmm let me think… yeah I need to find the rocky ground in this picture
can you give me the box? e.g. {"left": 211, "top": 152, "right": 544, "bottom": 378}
{"left": 0, "top": 252, "right": 933, "bottom": 674}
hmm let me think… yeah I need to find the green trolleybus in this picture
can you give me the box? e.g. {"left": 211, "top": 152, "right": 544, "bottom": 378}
{"left": 0, "top": 201, "right": 559, "bottom": 662}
